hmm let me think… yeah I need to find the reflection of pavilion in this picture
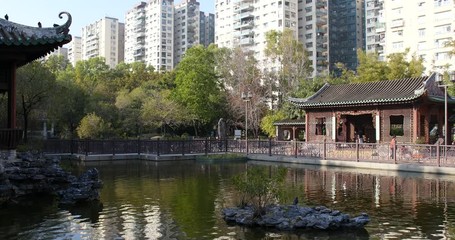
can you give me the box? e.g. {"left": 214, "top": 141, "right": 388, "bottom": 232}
{"left": 286, "top": 74, "right": 455, "bottom": 144}
{"left": 0, "top": 12, "right": 72, "bottom": 158}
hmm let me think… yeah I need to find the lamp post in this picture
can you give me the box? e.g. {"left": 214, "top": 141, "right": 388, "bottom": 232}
{"left": 437, "top": 73, "right": 455, "bottom": 145}
{"left": 242, "top": 91, "right": 252, "bottom": 154}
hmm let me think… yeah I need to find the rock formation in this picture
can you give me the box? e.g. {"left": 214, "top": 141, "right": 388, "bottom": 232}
{"left": 222, "top": 204, "right": 369, "bottom": 231}
{"left": 0, "top": 152, "right": 102, "bottom": 206}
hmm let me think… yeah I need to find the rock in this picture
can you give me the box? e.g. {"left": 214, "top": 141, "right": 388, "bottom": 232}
{"left": 222, "top": 204, "right": 369, "bottom": 231}
{"left": 0, "top": 154, "right": 103, "bottom": 206}
{"left": 57, "top": 168, "right": 103, "bottom": 205}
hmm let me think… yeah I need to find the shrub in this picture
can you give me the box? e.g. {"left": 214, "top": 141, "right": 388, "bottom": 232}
{"left": 232, "top": 166, "right": 287, "bottom": 217}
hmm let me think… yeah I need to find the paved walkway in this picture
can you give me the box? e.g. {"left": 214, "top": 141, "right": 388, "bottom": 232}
{"left": 247, "top": 154, "right": 455, "bottom": 175}
{"left": 46, "top": 152, "right": 455, "bottom": 176}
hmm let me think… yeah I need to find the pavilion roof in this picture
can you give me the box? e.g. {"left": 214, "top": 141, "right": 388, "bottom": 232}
{"left": 289, "top": 73, "right": 455, "bottom": 109}
{"left": 0, "top": 12, "right": 72, "bottom": 66}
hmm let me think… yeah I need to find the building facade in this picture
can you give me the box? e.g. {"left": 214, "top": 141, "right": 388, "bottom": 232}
{"left": 200, "top": 12, "right": 215, "bottom": 47}
{"left": 298, "top": 0, "right": 329, "bottom": 76}
{"left": 125, "top": 0, "right": 214, "bottom": 70}
{"left": 81, "top": 17, "right": 125, "bottom": 68}
{"left": 288, "top": 74, "right": 454, "bottom": 144}
{"left": 67, "top": 36, "right": 82, "bottom": 66}
{"left": 215, "top": 0, "right": 299, "bottom": 70}
{"left": 174, "top": 0, "right": 201, "bottom": 67}
{"left": 365, "top": 0, "right": 455, "bottom": 74}
{"left": 328, "top": 0, "right": 364, "bottom": 74}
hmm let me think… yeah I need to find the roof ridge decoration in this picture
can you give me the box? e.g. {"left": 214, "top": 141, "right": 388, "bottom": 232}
{"left": 55, "top": 12, "right": 72, "bottom": 35}
{"left": 0, "top": 12, "right": 72, "bottom": 46}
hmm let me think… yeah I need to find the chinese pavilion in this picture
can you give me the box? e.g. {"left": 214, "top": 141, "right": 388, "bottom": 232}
{"left": 287, "top": 74, "right": 455, "bottom": 144}
{"left": 0, "top": 12, "right": 72, "bottom": 152}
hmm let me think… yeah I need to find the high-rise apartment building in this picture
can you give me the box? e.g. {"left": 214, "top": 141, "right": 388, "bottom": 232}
{"left": 298, "top": 0, "right": 329, "bottom": 76}
{"left": 125, "top": 0, "right": 174, "bottom": 71}
{"left": 365, "top": 0, "right": 385, "bottom": 59}
{"left": 329, "top": 0, "right": 364, "bottom": 74}
{"left": 125, "top": 0, "right": 214, "bottom": 70}
{"left": 174, "top": 0, "right": 201, "bottom": 67}
{"left": 215, "top": 0, "right": 299, "bottom": 70}
{"left": 365, "top": 0, "right": 455, "bottom": 74}
{"left": 81, "top": 17, "right": 125, "bottom": 68}
{"left": 200, "top": 12, "right": 215, "bottom": 47}
{"left": 67, "top": 36, "right": 82, "bottom": 66}
{"left": 383, "top": 0, "right": 454, "bottom": 74}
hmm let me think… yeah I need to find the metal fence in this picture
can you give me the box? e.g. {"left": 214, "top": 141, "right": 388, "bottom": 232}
{"left": 42, "top": 139, "right": 455, "bottom": 167}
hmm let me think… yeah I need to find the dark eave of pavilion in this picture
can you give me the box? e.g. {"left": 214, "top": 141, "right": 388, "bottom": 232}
{"left": 289, "top": 73, "right": 455, "bottom": 109}
{"left": 273, "top": 119, "right": 306, "bottom": 126}
{"left": 0, "top": 12, "right": 72, "bottom": 67}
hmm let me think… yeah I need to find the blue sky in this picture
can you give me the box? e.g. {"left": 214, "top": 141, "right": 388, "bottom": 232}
{"left": 2, "top": 1, "right": 214, "bottom": 36}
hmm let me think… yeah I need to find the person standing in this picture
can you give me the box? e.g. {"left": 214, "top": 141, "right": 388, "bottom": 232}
{"left": 390, "top": 136, "right": 397, "bottom": 159}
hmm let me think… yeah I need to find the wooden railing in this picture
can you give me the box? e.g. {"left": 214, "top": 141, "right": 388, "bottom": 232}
{"left": 42, "top": 138, "right": 455, "bottom": 167}
{"left": 0, "top": 129, "right": 23, "bottom": 149}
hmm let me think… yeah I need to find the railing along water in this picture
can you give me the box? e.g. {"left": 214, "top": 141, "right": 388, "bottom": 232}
{"left": 42, "top": 139, "right": 455, "bottom": 167}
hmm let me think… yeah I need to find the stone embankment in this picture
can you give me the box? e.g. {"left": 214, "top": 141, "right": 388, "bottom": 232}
{"left": 0, "top": 152, "right": 102, "bottom": 206}
{"left": 223, "top": 204, "right": 369, "bottom": 230}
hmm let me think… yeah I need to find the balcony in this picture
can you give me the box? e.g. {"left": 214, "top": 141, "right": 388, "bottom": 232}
{"left": 234, "top": 12, "right": 254, "bottom": 20}
{"left": 240, "top": 37, "right": 254, "bottom": 45}
{"left": 0, "top": 129, "right": 23, "bottom": 150}
{"left": 235, "top": 3, "right": 254, "bottom": 12}
{"left": 234, "top": 21, "right": 254, "bottom": 29}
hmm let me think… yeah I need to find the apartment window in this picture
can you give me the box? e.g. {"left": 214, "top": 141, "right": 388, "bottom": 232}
{"left": 417, "top": 42, "right": 426, "bottom": 50}
{"left": 435, "top": 24, "right": 451, "bottom": 35}
{"left": 390, "top": 116, "right": 404, "bottom": 136}
{"left": 434, "top": 0, "right": 450, "bottom": 7}
{"left": 306, "top": 15, "right": 313, "bottom": 21}
{"left": 418, "top": 29, "right": 425, "bottom": 37}
{"left": 315, "top": 117, "right": 326, "bottom": 135}
{"left": 435, "top": 11, "right": 451, "bottom": 21}
{"left": 435, "top": 52, "right": 450, "bottom": 60}
{"left": 305, "top": 6, "right": 312, "bottom": 12}
{"left": 305, "top": 33, "right": 312, "bottom": 39}
{"left": 392, "top": 41, "right": 403, "bottom": 49}
{"left": 417, "top": 16, "right": 425, "bottom": 25}
{"left": 305, "top": 24, "right": 313, "bottom": 30}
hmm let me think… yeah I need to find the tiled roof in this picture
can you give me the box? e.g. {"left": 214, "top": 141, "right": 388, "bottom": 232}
{"left": 0, "top": 12, "right": 72, "bottom": 66}
{"left": 273, "top": 119, "right": 306, "bottom": 126}
{"left": 289, "top": 74, "right": 447, "bottom": 108}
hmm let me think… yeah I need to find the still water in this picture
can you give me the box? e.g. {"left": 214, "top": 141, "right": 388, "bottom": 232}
{"left": 1, "top": 159, "right": 455, "bottom": 240}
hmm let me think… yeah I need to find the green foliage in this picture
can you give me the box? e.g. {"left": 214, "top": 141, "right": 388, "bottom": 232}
{"left": 264, "top": 29, "right": 312, "bottom": 107}
{"left": 355, "top": 49, "right": 389, "bottom": 83}
{"left": 16, "top": 61, "right": 57, "bottom": 142}
{"left": 76, "top": 113, "right": 111, "bottom": 139}
{"left": 232, "top": 166, "right": 288, "bottom": 216}
{"left": 386, "top": 49, "right": 425, "bottom": 79}
{"left": 260, "top": 110, "right": 287, "bottom": 138}
{"left": 172, "top": 45, "right": 226, "bottom": 134}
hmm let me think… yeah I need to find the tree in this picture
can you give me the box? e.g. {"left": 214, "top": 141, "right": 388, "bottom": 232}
{"left": 172, "top": 45, "right": 226, "bottom": 136}
{"left": 49, "top": 72, "right": 87, "bottom": 139}
{"left": 140, "top": 89, "right": 188, "bottom": 136}
{"left": 232, "top": 166, "right": 287, "bottom": 216}
{"left": 215, "top": 47, "right": 267, "bottom": 138}
{"left": 16, "top": 61, "right": 56, "bottom": 142}
{"left": 264, "top": 29, "right": 313, "bottom": 108}
{"left": 76, "top": 113, "right": 110, "bottom": 139}
{"left": 386, "top": 49, "right": 425, "bottom": 79}
{"left": 355, "top": 49, "right": 389, "bottom": 83}
{"left": 260, "top": 110, "right": 286, "bottom": 138}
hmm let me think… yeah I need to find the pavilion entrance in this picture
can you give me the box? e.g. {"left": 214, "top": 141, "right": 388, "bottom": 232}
{"left": 337, "top": 114, "right": 376, "bottom": 143}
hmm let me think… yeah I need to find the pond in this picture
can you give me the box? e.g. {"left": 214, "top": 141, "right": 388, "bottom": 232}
{"left": 1, "top": 159, "right": 455, "bottom": 239}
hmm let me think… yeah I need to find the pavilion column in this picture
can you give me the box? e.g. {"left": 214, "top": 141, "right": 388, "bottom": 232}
{"left": 7, "top": 63, "right": 16, "bottom": 129}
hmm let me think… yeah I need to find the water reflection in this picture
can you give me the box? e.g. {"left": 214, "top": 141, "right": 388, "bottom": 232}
{"left": 1, "top": 159, "right": 455, "bottom": 239}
